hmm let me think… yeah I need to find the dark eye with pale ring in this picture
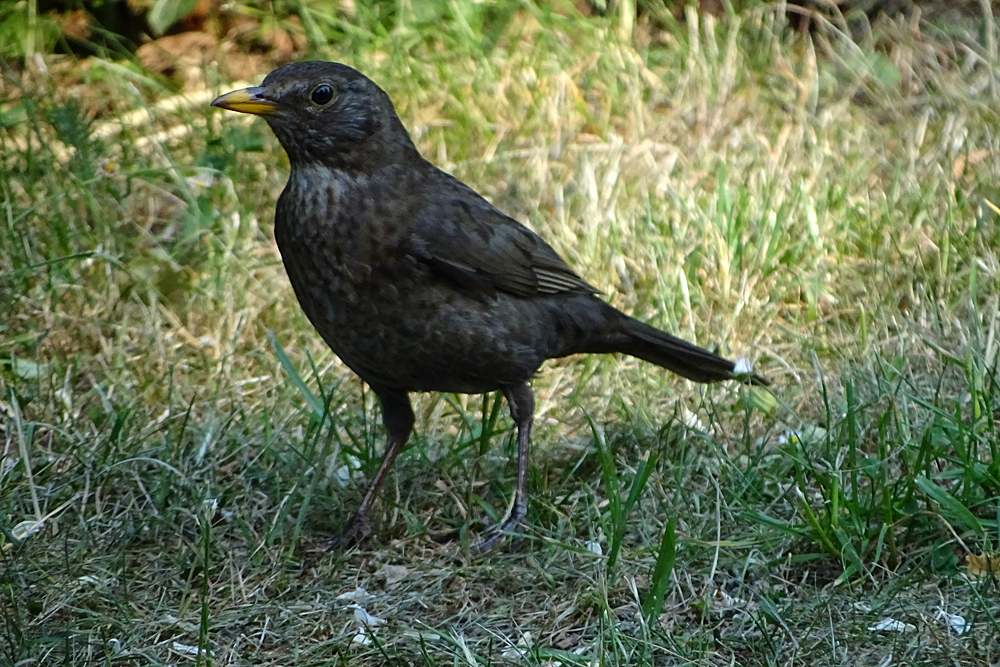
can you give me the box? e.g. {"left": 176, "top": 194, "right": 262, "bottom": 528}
{"left": 311, "top": 84, "right": 334, "bottom": 105}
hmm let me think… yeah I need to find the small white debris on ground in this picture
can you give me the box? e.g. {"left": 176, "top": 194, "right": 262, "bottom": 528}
{"left": 345, "top": 603, "right": 386, "bottom": 647}
{"left": 346, "top": 604, "right": 386, "bottom": 627}
{"left": 501, "top": 632, "right": 533, "bottom": 660}
{"left": 336, "top": 587, "right": 375, "bottom": 604}
{"left": 868, "top": 618, "right": 917, "bottom": 633}
{"left": 936, "top": 609, "right": 970, "bottom": 635}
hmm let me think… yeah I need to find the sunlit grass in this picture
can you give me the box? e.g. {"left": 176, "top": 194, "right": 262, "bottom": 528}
{"left": 2, "top": 2, "right": 999, "bottom": 665}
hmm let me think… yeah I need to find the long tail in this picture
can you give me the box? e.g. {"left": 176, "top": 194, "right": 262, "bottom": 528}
{"left": 552, "top": 297, "right": 768, "bottom": 386}
{"left": 618, "top": 317, "right": 768, "bottom": 386}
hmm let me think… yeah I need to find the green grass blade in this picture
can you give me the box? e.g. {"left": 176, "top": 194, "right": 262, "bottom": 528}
{"left": 608, "top": 448, "right": 658, "bottom": 569}
{"left": 916, "top": 475, "right": 985, "bottom": 539}
{"left": 266, "top": 327, "right": 325, "bottom": 418}
{"left": 641, "top": 516, "right": 677, "bottom": 623}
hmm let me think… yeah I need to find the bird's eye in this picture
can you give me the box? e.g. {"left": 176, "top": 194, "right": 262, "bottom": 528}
{"left": 311, "top": 84, "right": 334, "bottom": 106}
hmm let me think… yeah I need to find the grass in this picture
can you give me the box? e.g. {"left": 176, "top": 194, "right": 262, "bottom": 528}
{"left": 2, "top": 1, "right": 999, "bottom": 665}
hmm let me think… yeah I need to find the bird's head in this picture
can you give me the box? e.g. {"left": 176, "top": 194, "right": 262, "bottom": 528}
{"left": 212, "top": 61, "right": 417, "bottom": 170}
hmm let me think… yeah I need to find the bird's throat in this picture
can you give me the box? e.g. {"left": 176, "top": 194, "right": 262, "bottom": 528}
{"left": 283, "top": 164, "right": 370, "bottom": 222}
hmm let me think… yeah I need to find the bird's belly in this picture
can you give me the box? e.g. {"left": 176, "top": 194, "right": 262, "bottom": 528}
{"left": 284, "top": 264, "right": 548, "bottom": 393}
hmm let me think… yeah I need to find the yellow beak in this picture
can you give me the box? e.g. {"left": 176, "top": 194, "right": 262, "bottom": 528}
{"left": 211, "top": 87, "right": 280, "bottom": 116}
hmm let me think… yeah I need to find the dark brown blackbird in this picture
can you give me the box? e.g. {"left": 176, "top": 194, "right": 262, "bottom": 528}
{"left": 212, "top": 61, "right": 767, "bottom": 555}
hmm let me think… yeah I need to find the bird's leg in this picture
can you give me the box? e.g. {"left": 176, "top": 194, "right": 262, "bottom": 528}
{"left": 472, "top": 384, "right": 534, "bottom": 556}
{"left": 320, "top": 389, "right": 414, "bottom": 551}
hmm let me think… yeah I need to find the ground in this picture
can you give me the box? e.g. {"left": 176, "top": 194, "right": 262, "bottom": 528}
{"left": 1, "top": 2, "right": 998, "bottom": 665}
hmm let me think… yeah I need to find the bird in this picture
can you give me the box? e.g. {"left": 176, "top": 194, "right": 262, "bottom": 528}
{"left": 212, "top": 61, "right": 767, "bottom": 555}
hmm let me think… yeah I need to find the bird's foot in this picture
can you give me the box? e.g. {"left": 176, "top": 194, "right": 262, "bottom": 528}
{"left": 470, "top": 512, "right": 524, "bottom": 557}
{"left": 316, "top": 512, "right": 372, "bottom": 552}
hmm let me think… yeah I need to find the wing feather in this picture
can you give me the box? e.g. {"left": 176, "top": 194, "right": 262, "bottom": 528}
{"left": 410, "top": 181, "right": 597, "bottom": 299}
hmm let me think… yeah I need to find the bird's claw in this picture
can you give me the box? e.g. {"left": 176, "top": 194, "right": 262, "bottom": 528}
{"left": 317, "top": 512, "right": 372, "bottom": 552}
{"left": 470, "top": 513, "right": 524, "bottom": 556}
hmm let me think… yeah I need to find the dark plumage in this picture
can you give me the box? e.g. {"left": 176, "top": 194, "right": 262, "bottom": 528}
{"left": 212, "top": 61, "right": 767, "bottom": 555}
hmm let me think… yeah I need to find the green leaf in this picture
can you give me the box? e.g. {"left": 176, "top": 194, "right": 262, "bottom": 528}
{"left": 916, "top": 475, "right": 985, "bottom": 538}
{"left": 608, "top": 448, "right": 658, "bottom": 569}
{"left": 10, "top": 357, "right": 43, "bottom": 379}
{"left": 641, "top": 516, "right": 676, "bottom": 623}
{"left": 148, "top": 0, "right": 200, "bottom": 37}
{"left": 747, "top": 386, "right": 777, "bottom": 415}
{"left": 267, "top": 328, "right": 323, "bottom": 417}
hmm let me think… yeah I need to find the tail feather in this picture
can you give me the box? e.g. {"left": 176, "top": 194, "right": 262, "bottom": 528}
{"left": 548, "top": 297, "right": 768, "bottom": 386}
{"left": 622, "top": 318, "right": 768, "bottom": 386}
